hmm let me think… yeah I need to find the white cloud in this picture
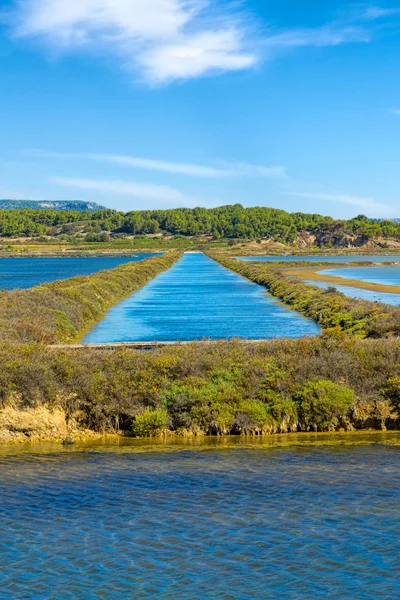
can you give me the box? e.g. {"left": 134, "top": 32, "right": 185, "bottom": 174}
{"left": 10, "top": 0, "right": 258, "bottom": 83}
{"left": 391, "top": 109, "right": 400, "bottom": 116}
{"left": 27, "top": 149, "right": 287, "bottom": 178}
{"left": 287, "top": 191, "right": 389, "bottom": 214}
{"left": 8, "top": 2, "right": 399, "bottom": 84}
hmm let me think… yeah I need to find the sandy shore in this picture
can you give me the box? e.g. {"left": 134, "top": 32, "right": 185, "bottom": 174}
{"left": 286, "top": 266, "right": 400, "bottom": 294}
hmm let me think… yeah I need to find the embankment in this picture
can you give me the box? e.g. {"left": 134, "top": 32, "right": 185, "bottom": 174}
{"left": 0, "top": 338, "right": 399, "bottom": 441}
{"left": 206, "top": 252, "right": 400, "bottom": 338}
{"left": 0, "top": 250, "right": 182, "bottom": 344}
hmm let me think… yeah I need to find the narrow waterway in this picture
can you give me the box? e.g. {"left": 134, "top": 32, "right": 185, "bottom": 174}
{"left": 84, "top": 253, "right": 320, "bottom": 343}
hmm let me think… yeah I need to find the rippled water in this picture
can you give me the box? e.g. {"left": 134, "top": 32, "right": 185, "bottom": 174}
{"left": 1, "top": 441, "right": 400, "bottom": 599}
{"left": 0, "top": 254, "right": 160, "bottom": 290}
{"left": 84, "top": 253, "right": 320, "bottom": 343}
{"left": 237, "top": 255, "right": 400, "bottom": 263}
{"left": 321, "top": 265, "right": 400, "bottom": 287}
{"left": 305, "top": 279, "right": 400, "bottom": 305}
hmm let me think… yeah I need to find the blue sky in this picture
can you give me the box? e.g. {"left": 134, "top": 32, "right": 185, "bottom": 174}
{"left": 0, "top": 1, "right": 400, "bottom": 217}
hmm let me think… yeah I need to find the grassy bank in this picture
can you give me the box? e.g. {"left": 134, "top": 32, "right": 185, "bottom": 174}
{"left": 207, "top": 252, "right": 400, "bottom": 338}
{"left": 0, "top": 250, "right": 182, "bottom": 344}
{"left": 0, "top": 338, "right": 399, "bottom": 440}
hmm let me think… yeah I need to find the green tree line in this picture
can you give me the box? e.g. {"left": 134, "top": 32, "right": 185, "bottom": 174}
{"left": 0, "top": 205, "right": 399, "bottom": 242}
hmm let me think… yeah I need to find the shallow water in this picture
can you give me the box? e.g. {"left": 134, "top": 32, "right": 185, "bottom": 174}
{"left": 305, "top": 279, "right": 400, "bottom": 305}
{"left": 0, "top": 254, "right": 159, "bottom": 289}
{"left": 237, "top": 255, "right": 400, "bottom": 263}
{"left": 321, "top": 265, "right": 400, "bottom": 287}
{"left": 1, "top": 438, "right": 400, "bottom": 599}
{"left": 84, "top": 253, "right": 320, "bottom": 343}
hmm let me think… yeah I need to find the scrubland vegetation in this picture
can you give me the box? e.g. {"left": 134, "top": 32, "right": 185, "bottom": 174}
{"left": 0, "top": 251, "right": 181, "bottom": 344}
{"left": 208, "top": 253, "right": 400, "bottom": 338}
{"left": 0, "top": 247, "right": 399, "bottom": 442}
{"left": 1, "top": 338, "right": 399, "bottom": 436}
{"left": 1, "top": 204, "right": 399, "bottom": 246}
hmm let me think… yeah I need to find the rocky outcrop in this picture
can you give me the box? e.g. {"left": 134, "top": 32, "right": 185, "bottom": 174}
{"left": 0, "top": 405, "right": 100, "bottom": 443}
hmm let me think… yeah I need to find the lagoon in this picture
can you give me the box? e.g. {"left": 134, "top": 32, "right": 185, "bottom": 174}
{"left": 84, "top": 252, "right": 320, "bottom": 343}
{"left": 1, "top": 441, "right": 400, "bottom": 599}
{"left": 0, "top": 254, "right": 159, "bottom": 290}
{"left": 321, "top": 265, "right": 400, "bottom": 287}
{"left": 305, "top": 279, "right": 400, "bottom": 305}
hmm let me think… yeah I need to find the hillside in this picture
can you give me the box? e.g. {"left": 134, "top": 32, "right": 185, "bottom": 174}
{"left": 0, "top": 203, "right": 399, "bottom": 248}
{"left": 0, "top": 200, "right": 105, "bottom": 212}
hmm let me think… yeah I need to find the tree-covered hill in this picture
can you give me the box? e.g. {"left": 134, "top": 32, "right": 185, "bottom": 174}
{"left": 0, "top": 200, "right": 105, "bottom": 211}
{"left": 0, "top": 203, "right": 399, "bottom": 247}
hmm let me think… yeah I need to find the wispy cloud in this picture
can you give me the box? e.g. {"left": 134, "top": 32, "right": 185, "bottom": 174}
{"left": 27, "top": 149, "right": 287, "bottom": 179}
{"left": 287, "top": 191, "right": 389, "bottom": 214}
{"left": 7, "top": 2, "right": 400, "bottom": 84}
{"left": 391, "top": 108, "right": 400, "bottom": 116}
{"left": 360, "top": 5, "right": 400, "bottom": 20}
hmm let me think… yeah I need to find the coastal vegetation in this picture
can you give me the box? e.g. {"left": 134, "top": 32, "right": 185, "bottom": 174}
{"left": 0, "top": 204, "right": 399, "bottom": 248}
{"left": 0, "top": 248, "right": 399, "bottom": 443}
{"left": 0, "top": 250, "right": 181, "bottom": 344}
{"left": 207, "top": 252, "right": 400, "bottom": 337}
{"left": 0, "top": 337, "right": 399, "bottom": 439}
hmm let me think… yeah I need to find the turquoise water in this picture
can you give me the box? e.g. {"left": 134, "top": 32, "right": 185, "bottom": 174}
{"left": 321, "top": 265, "right": 400, "bottom": 287}
{"left": 84, "top": 253, "right": 320, "bottom": 343}
{"left": 305, "top": 280, "right": 400, "bottom": 306}
{"left": 0, "top": 254, "right": 159, "bottom": 289}
{"left": 1, "top": 443, "right": 400, "bottom": 598}
{"left": 238, "top": 255, "right": 400, "bottom": 263}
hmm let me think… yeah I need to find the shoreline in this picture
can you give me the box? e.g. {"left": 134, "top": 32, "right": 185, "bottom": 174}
{"left": 286, "top": 266, "right": 400, "bottom": 295}
{"left": 1, "top": 429, "right": 400, "bottom": 453}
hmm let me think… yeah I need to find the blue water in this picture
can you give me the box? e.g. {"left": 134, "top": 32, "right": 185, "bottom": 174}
{"left": 1, "top": 443, "right": 400, "bottom": 599}
{"left": 238, "top": 255, "right": 400, "bottom": 263}
{"left": 321, "top": 265, "right": 400, "bottom": 287}
{"left": 305, "top": 280, "right": 400, "bottom": 306}
{"left": 0, "top": 254, "right": 159, "bottom": 289}
{"left": 84, "top": 253, "right": 320, "bottom": 343}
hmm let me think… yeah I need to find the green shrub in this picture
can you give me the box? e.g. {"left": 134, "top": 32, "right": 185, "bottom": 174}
{"left": 132, "top": 407, "right": 169, "bottom": 437}
{"left": 234, "top": 400, "right": 275, "bottom": 434}
{"left": 294, "top": 379, "right": 355, "bottom": 431}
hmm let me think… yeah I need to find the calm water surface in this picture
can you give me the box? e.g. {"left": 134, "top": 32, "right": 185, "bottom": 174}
{"left": 305, "top": 279, "right": 400, "bottom": 305}
{"left": 0, "top": 254, "right": 159, "bottom": 290}
{"left": 321, "top": 265, "right": 400, "bottom": 287}
{"left": 84, "top": 253, "right": 320, "bottom": 343}
{"left": 1, "top": 441, "right": 400, "bottom": 599}
{"left": 238, "top": 255, "right": 400, "bottom": 263}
